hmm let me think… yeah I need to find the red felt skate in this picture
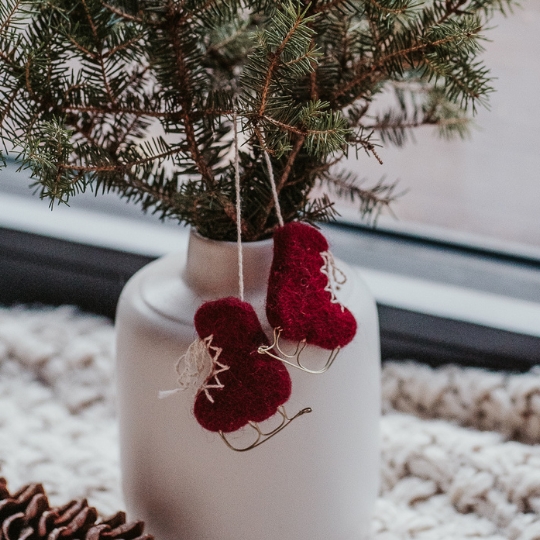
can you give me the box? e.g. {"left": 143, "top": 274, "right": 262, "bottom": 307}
{"left": 262, "top": 222, "right": 357, "bottom": 373}
{"left": 193, "top": 297, "right": 310, "bottom": 451}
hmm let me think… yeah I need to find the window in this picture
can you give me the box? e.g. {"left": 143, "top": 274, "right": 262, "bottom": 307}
{"left": 339, "top": 2, "right": 540, "bottom": 257}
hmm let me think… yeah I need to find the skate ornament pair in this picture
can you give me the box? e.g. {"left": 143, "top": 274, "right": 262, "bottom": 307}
{"left": 162, "top": 117, "right": 357, "bottom": 451}
{"left": 167, "top": 221, "right": 357, "bottom": 452}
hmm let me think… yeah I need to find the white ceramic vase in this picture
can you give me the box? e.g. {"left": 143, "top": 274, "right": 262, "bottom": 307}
{"left": 115, "top": 229, "right": 381, "bottom": 540}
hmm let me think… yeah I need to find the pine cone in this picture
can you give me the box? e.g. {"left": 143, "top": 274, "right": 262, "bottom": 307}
{"left": 0, "top": 479, "right": 153, "bottom": 540}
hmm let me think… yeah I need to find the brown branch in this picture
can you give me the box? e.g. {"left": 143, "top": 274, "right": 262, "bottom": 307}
{"left": 325, "top": 174, "right": 397, "bottom": 211}
{"left": 98, "top": 56, "right": 118, "bottom": 106}
{"left": 363, "top": 118, "right": 424, "bottom": 131}
{"left": 109, "top": 114, "right": 141, "bottom": 154}
{"left": 258, "top": 15, "right": 304, "bottom": 117}
{"left": 365, "top": 0, "right": 410, "bottom": 15}
{"left": 308, "top": 155, "right": 344, "bottom": 175}
{"left": 64, "top": 158, "right": 179, "bottom": 211}
{"left": 67, "top": 146, "right": 181, "bottom": 172}
{"left": 261, "top": 114, "right": 344, "bottom": 139}
{"left": 309, "top": 69, "right": 319, "bottom": 101}
{"left": 101, "top": 2, "right": 144, "bottom": 23}
{"left": 262, "top": 115, "right": 304, "bottom": 136}
{"left": 312, "top": 0, "right": 350, "bottom": 14}
{"left": 81, "top": 0, "right": 99, "bottom": 40}
{"left": 359, "top": 139, "right": 383, "bottom": 164}
{"left": 0, "top": 0, "right": 23, "bottom": 35}
{"left": 164, "top": 3, "right": 215, "bottom": 189}
{"left": 24, "top": 108, "right": 41, "bottom": 137}
{"left": 104, "top": 33, "right": 145, "bottom": 59}
{"left": 333, "top": 34, "right": 464, "bottom": 101}
{"left": 0, "top": 49, "right": 14, "bottom": 65}
{"left": 62, "top": 104, "right": 180, "bottom": 119}
{"left": 424, "top": 56, "right": 480, "bottom": 100}
{"left": 203, "top": 107, "right": 235, "bottom": 117}
{"left": 0, "top": 87, "right": 19, "bottom": 131}
{"left": 25, "top": 55, "right": 33, "bottom": 95}
{"left": 282, "top": 50, "right": 315, "bottom": 68}
{"left": 66, "top": 36, "right": 97, "bottom": 59}
{"left": 194, "top": 0, "right": 219, "bottom": 16}
{"left": 63, "top": 84, "right": 86, "bottom": 100}
{"left": 277, "top": 134, "right": 305, "bottom": 191}
{"left": 206, "top": 23, "right": 246, "bottom": 55}
{"left": 365, "top": 116, "right": 470, "bottom": 132}
{"left": 81, "top": 0, "right": 118, "bottom": 106}
{"left": 438, "top": 0, "right": 468, "bottom": 24}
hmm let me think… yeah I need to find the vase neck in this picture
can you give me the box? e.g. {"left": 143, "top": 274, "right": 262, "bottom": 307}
{"left": 183, "top": 230, "right": 274, "bottom": 297}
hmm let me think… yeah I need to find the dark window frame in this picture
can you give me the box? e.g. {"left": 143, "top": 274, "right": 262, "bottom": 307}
{"left": 1, "top": 219, "right": 539, "bottom": 371}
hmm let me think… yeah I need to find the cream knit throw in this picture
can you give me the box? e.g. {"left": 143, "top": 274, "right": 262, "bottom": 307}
{"left": 1, "top": 305, "right": 540, "bottom": 539}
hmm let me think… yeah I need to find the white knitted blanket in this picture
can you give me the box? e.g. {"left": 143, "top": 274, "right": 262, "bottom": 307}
{"left": 1, "top": 305, "right": 540, "bottom": 540}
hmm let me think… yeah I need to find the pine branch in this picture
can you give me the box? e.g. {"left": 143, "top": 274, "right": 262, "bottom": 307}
{"left": 322, "top": 170, "right": 399, "bottom": 221}
{"left": 333, "top": 33, "right": 469, "bottom": 102}
{"left": 153, "top": 1, "right": 217, "bottom": 188}
{"left": 312, "top": 0, "right": 358, "bottom": 15}
{"left": 364, "top": 0, "right": 413, "bottom": 16}
{"left": 0, "top": 87, "right": 18, "bottom": 132}
{"left": 0, "top": 0, "right": 25, "bottom": 36}
{"left": 101, "top": 2, "right": 144, "bottom": 23}
{"left": 0, "top": 0, "right": 520, "bottom": 240}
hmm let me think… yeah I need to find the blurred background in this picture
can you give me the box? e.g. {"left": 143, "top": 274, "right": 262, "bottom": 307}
{"left": 341, "top": 0, "right": 540, "bottom": 257}
{"left": 1, "top": 2, "right": 539, "bottom": 259}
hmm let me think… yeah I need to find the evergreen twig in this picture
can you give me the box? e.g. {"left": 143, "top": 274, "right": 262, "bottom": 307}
{"left": 0, "top": 0, "right": 517, "bottom": 240}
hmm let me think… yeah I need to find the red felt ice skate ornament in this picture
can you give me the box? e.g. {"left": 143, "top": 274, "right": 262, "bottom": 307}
{"left": 162, "top": 114, "right": 311, "bottom": 452}
{"left": 261, "top": 222, "right": 357, "bottom": 373}
{"left": 257, "top": 145, "right": 357, "bottom": 373}
{"left": 192, "top": 297, "right": 310, "bottom": 448}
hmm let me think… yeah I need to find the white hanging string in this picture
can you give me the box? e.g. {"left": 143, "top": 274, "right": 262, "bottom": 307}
{"left": 261, "top": 141, "right": 284, "bottom": 227}
{"left": 233, "top": 111, "right": 245, "bottom": 301}
{"left": 160, "top": 113, "right": 244, "bottom": 400}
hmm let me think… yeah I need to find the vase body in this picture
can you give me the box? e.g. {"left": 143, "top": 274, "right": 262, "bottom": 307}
{"left": 115, "top": 230, "right": 380, "bottom": 540}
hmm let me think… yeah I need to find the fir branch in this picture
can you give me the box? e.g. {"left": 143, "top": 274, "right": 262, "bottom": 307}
{"left": 322, "top": 170, "right": 399, "bottom": 220}
{"left": 436, "top": 0, "right": 468, "bottom": 23}
{"left": 103, "top": 32, "right": 145, "bottom": 59}
{"left": 0, "top": 0, "right": 25, "bottom": 36}
{"left": 256, "top": 5, "right": 315, "bottom": 118}
{"left": 101, "top": 2, "right": 144, "bottom": 24}
{"left": 0, "top": 0, "right": 519, "bottom": 240}
{"left": 67, "top": 146, "right": 180, "bottom": 172}
{"left": 0, "top": 48, "right": 14, "bottom": 65}
{"left": 348, "top": 133, "right": 384, "bottom": 164}
{"left": 0, "top": 87, "right": 19, "bottom": 131}
{"left": 159, "top": 1, "right": 217, "bottom": 188}
{"left": 365, "top": 0, "right": 414, "bottom": 16}
{"left": 333, "top": 33, "right": 469, "bottom": 102}
{"left": 278, "top": 134, "right": 305, "bottom": 190}
{"left": 61, "top": 104, "right": 180, "bottom": 119}
{"left": 66, "top": 36, "right": 98, "bottom": 59}
{"left": 312, "top": 0, "right": 356, "bottom": 14}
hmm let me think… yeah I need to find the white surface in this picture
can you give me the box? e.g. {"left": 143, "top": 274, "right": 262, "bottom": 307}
{"left": 0, "top": 192, "right": 188, "bottom": 257}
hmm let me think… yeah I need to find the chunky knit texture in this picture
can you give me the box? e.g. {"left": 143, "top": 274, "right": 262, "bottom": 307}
{"left": 266, "top": 222, "right": 357, "bottom": 349}
{"left": 193, "top": 297, "right": 291, "bottom": 433}
{"left": 3, "top": 305, "right": 540, "bottom": 539}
